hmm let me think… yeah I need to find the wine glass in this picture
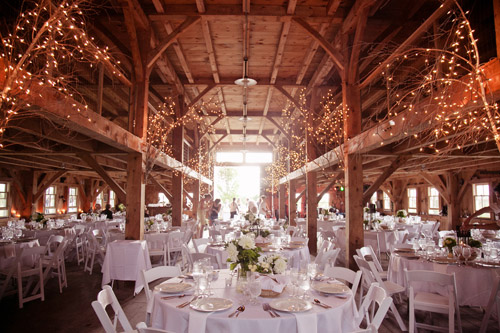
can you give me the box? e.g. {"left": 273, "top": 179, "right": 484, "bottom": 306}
{"left": 490, "top": 248, "right": 498, "bottom": 262}
{"left": 290, "top": 268, "right": 300, "bottom": 298}
{"left": 452, "top": 246, "right": 462, "bottom": 265}
{"left": 307, "top": 263, "right": 318, "bottom": 281}
{"left": 298, "top": 272, "right": 310, "bottom": 299}
{"left": 247, "top": 276, "right": 262, "bottom": 304}
{"left": 204, "top": 265, "right": 214, "bottom": 295}
{"left": 462, "top": 247, "right": 471, "bottom": 265}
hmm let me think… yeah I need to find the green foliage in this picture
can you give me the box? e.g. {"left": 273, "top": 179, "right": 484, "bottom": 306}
{"left": 468, "top": 239, "right": 482, "bottom": 248}
{"left": 216, "top": 167, "right": 240, "bottom": 204}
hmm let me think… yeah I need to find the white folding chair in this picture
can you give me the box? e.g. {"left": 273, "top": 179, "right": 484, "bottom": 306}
{"left": 317, "top": 248, "right": 340, "bottom": 271}
{"left": 166, "top": 232, "right": 185, "bottom": 265}
{"left": 363, "top": 233, "right": 381, "bottom": 261}
{"left": 35, "top": 239, "right": 69, "bottom": 294}
{"left": 353, "top": 283, "right": 393, "bottom": 332}
{"left": 357, "top": 246, "right": 387, "bottom": 280}
{"left": 406, "top": 269, "right": 462, "bottom": 333}
{"left": 192, "top": 238, "right": 209, "bottom": 253}
{"left": 354, "top": 255, "right": 407, "bottom": 331}
{"left": 314, "top": 240, "right": 331, "bottom": 265}
{"left": 141, "top": 266, "right": 181, "bottom": 325}
{"left": 84, "top": 231, "right": 106, "bottom": 275}
{"left": 480, "top": 269, "right": 500, "bottom": 333}
{"left": 92, "top": 285, "right": 133, "bottom": 333}
{"left": 324, "top": 265, "right": 362, "bottom": 311}
{"left": 145, "top": 234, "right": 168, "bottom": 266}
{"left": 46, "top": 235, "right": 65, "bottom": 257}
{"left": 14, "top": 246, "right": 46, "bottom": 308}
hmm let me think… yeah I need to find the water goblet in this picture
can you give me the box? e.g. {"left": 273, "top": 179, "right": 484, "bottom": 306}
{"left": 490, "top": 248, "right": 498, "bottom": 262}
{"left": 307, "top": 263, "right": 318, "bottom": 280}
{"left": 453, "top": 246, "right": 462, "bottom": 265}
{"left": 247, "top": 277, "right": 262, "bottom": 305}
{"left": 204, "top": 265, "right": 214, "bottom": 295}
{"left": 298, "top": 272, "right": 310, "bottom": 299}
{"left": 426, "top": 245, "right": 435, "bottom": 260}
{"left": 462, "top": 247, "right": 472, "bottom": 265}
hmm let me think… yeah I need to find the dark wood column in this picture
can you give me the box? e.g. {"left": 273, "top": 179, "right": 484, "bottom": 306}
{"left": 447, "top": 172, "right": 460, "bottom": 231}
{"left": 279, "top": 183, "right": 286, "bottom": 219}
{"left": 191, "top": 128, "right": 200, "bottom": 218}
{"left": 289, "top": 179, "right": 297, "bottom": 224}
{"left": 171, "top": 95, "right": 185, "bottom": 227}
{"left": 125, "top": 152, "right": 145, "bottom": 240}
{"left": 343, "top": 82, "right": 363, "bottom": 270}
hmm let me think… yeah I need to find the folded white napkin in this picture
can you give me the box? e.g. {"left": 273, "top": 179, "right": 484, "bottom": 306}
{"left": 188, "top": 309, "right": 211, "bottom": 333}
{"left": 294, "top": 311, "right": 317, "bottom": 333}
{"left": 257, "top": 274, "right": 288, "bottom": 293}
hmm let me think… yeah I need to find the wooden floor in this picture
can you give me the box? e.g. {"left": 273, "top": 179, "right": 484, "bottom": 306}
{"left": 1, "top": 257, "right": 498, "bottom": 332}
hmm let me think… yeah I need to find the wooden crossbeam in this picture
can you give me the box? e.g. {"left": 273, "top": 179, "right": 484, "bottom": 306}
{"left": 359, "top": 0, "right": 454, "bottom": 89}
{"left": 292, "top": 18, "right": 344, "bottom": 73}
{"left": 419, "top": 172, "right": 450, "bottom": 204}
{"left": 362, "top": 155, "right": 410, "bottom": 203}
{"left": 33, "top": 170, "right": 67, "bottom": 202}
{"left": 265, "top": 116, "right": 289, "bottom": 138}
{"left": 296, "top": 188, "right": 306, "bottom": 203}
{"left": 317, "top": 173, "right": 343, "bottom": 203}
{"left": 147, "top": 16, "right": 201, "bottom": 69}
{"left": 260, "top": 134, "right": 276, "bottom": 148}
{"left": 150, "top": 174, "right": 173, "bottom": 202}
{"left": 208, "top": 134, "right": 228, "bottom": 153}
{"left": 78, "top": 152, "right": 126, "bottom": 203}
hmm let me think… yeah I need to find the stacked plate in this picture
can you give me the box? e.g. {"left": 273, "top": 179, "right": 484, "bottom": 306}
{"left": 312, "top": 281, "right": 350, "bottom": 296}
{"left": 154, "top": 282, "right": 193, "bottom": 294}
{"left": 190, "top": 297, "right": 233, "bottom": 312}
{"left": 269, "top": 298, "right": 312, "bottom": 312}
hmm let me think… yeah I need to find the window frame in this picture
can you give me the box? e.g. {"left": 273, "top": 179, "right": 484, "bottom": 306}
{"left": 383, "top": 192, "right": 391, "bottom": 211}
{"left": 0, "top": 182, "right": 10, "bottom": 218}
{"left": 109, "top": 191, "right": 116, "bottom": 207}
{"left": 428, "top": 187, "right": 440, "bottom": 215}
{"left": 67, "top": 187, "right": 78, "bottom": 213}
{"left": 407, "top": 188, "right": 417, "bottom": 214}
{"left": 44, "top": 186, "right": 56, "bottom": 215}
{"left": 473, "top": 183, "right": 490, "bottom": 219}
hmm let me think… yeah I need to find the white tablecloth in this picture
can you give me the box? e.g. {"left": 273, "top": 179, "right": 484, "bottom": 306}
{"left": 206, "top": 245, "right": 310, "bottom": 270}
{"left": 0, "top": 239, "right": 40, "bottom": 270}
{"left": 151, "top": 270, "right": 357, "bottom": 333}
{"left": 101, "top": 240, "right": 152, "bottom": 294}
{"left": 35, "top": 227, "right": 76, "bottom": 245}
{"left": 388, "top": 254, "right": 495, "bottom": 307}
{"left": 334, "top": 228, "right": 407, "bottom": 253}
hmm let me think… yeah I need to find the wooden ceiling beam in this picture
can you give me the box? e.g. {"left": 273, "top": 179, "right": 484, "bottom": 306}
{"left": 147, "top": 17, "right": 201, "bottom": 70}
{"left": 359, "top": 0, "right": 455, "bottom": 89}
{"left": 363, "top": 155, "right": 410, "bottom": 203}
{"left": 292, "top": 17, "right": 344, "bottom": 73}
{"left": 326, "top": 0, "right": 342, "bottom": 16}
{"left": 34, "top": 170, "right": 67, "bottom": 202}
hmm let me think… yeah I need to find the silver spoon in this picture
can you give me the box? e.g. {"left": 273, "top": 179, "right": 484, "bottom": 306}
{"left": 229, "top": 305, "right": 245, "bottom": 318}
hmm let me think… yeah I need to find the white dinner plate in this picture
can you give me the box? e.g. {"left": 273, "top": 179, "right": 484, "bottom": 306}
{"left": 312, "top": 282, "right": 350, "bottom": 295}
{"left": 269, "top": 298, "right": 312, "bottom": 312}
{"left": 189, "top": 297, "right": 233, "bottom": 312}
{"left": 154, "top": 282, "right": 193, "bottom": 293}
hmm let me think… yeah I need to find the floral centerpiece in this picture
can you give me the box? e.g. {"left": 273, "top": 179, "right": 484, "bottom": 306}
{"left": 443, "top": 237, "right": 457, "bottom": 255}
{"left": 257, "top": 254, "right": 287, "bottom": 274}
{"left": 117, "top": 203, "right": 126, "bottom": 212}
{"left": 32, "top": 212, "right": 47, "bottom": 228}
{"left": 468, "top": 239, "right": 482, "bottom": 248}
{"left": 226, "top": 234, "right": 261, "bottom": 273}
{"left": 396, "top": 209, "right": 407, "bottom": 218}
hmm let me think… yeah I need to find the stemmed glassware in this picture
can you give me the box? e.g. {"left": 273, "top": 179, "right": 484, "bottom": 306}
{"left": 490, "top": 248, "right": 498, "bottom": 262}
{"left": 246, "top": 272, "right": 262, "bottom": 305}
{"left": 462, "top": 247, "right": 472, "bottom": 265}
{"left": 205, "top": 264, "right": 214, "bottom": 296}
{"left": 453, "top": 246, "right": 462, "bottom": 266}
{"left": 298, "top": 271, "right": 310, "bottom": 299}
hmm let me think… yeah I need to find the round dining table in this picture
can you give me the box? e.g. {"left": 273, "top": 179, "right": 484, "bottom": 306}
{"left": 388, "top": 252, "right": 496, "bottom": 307}
{"left": 151, "top": 270, "right": 357, "bottom": 333}
{"left": 0, "top": 238, "right": 40, "bottom": 270}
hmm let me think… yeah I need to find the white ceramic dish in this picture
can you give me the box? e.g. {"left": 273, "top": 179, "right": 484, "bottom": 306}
{"left": 154, "top": 282, "right": 193, "bottom": 293}
{"left": 189, "top": 297, "right": 233, "bottom": 312}
{"left": 312, "top": 282, "right": 350, "bottom": 295}
{"left": 270, "top": 298, "right": 312, "bottom": 312}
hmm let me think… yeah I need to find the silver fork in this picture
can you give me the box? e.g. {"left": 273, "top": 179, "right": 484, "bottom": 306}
{"left": 262, "top": 303, "right": 275, "bottom": 318}
{"left": 177, "top": 295, "right": 198, "bottom": 308}
{"left": 264, "top": 303, "right": 280, "bottom": 317}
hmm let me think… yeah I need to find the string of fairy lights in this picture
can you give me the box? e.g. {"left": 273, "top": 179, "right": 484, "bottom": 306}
{"left": 0, "top": 0, "right": 125, "bottom": 149}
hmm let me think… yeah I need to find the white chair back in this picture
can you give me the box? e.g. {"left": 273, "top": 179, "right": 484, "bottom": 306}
{"left": 192, "top": 238, "right": 209, "bottom": 253}
{"left": 92, "top": 285, "right": 133, "bottom": 333}
{"left": 355, "top": 283, "right": 393, "bottom": 330}
{"left": 356, "top": 246, "right": 384, "bottom": 274}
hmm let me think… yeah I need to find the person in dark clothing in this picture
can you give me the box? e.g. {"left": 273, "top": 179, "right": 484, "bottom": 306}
{"left": 101, "top": 204, "right": 113, "bottom": 220}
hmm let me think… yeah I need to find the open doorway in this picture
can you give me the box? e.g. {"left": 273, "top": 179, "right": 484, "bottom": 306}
{"left": 214, "top": 166, "right": 260, "bottom": 219}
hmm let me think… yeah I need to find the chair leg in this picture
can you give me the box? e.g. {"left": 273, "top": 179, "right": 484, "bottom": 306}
{"left": 390, "top": 302, "right": 408, "bottom": 331}
{"left": 449, "top": 305, "right": 454, "bottom": 333}
{"left": 89, "top": 251, "right": 96, "bottom": 275}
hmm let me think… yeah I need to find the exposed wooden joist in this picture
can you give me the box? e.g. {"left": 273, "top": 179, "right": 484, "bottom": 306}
{"left": 33, "top": 170, "right": 67, "bottom": 202}
{"left": 362, "top": 155, "right": 410, "bottom": 202}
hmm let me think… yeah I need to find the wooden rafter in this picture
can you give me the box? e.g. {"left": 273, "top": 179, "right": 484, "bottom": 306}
{"left": 317, "top": 173, "right": 343, "bottom": 203}
{"left": 208, "top": 134, "right": 228, "bottom": 153}
{"left": 147, "top": 17, "right": 201, "bottom": 70}
{"left": 33, "top": 170, "right": 67, "bottom": 202}
{"left": 77, "top": 152, "right": 127, "bottom": 203}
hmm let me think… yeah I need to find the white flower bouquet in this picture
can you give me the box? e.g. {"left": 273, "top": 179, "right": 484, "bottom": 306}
{"left": 225, "top": 234, "right": 261, "bottom": 273}
{"left": 257, "top": 254, "right": 288, "bottom": 274}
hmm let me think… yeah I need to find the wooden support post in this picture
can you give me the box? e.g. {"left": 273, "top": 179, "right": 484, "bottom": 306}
{"left": 494, "top": 0, "right": 500, "bottom": 58}
{"left": 125, "top": 152, "right": 145, "bottom": 240}
{"left": 97, "top": 63, "right": 104, "bottom": 115}
{"left": 343, "top": 81, "right": 363, "bottom": 270}
{"left": 447, "top": 172, "right": 460, "bottom": 231}
{"left": 192, "top": 129, "right": 200, "bottom": 218}
{"left": 171, "top": 96, "right": 185, "bottom": 227}
{"left": 279, "top": 183, "right": 286, "bottom": 219}
{"left": 289, "top": 179, "right": 297, "bottom": 225}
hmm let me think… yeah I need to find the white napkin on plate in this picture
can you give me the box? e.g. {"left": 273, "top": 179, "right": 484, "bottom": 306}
{"left": 188, "top": 310, "right": 211, "bottom": 333}
{"left": 257, "top": 274, "right": 288, "bottom": 293}
{"left": 293, "top": 311, "right": 317, "bottom": 333}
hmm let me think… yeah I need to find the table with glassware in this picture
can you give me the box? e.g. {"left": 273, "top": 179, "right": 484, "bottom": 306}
{"left": 0, "top": 238, "right": 40, "bottom": 270}
{"left": 388, "top": 244, "right": 497, "bottom": 307}
{"left": 150, "top": 269, "right": 357, "bottom": 333}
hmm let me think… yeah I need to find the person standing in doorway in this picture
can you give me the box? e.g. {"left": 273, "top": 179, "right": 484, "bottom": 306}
{"left": 247, "top": 198, "right": 258, "bottom": 214}
{"left": 229, "top": 197, "right": 239, "bottom": 219}
{"left": 258, "top": 195, "right": 270, "bottom": 217}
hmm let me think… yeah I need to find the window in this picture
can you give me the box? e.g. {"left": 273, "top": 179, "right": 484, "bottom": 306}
{"left": 318, "top": 193, "right": 330, "bottom": 210}
{"left": 44, "top": 186, "right": 56, "bottom": 214}
{"left": 407, "top": 188, "right": 417, "bottom": 214}
{"left": 296, "top": 193, "right": 302, "bottom": 214}
{"left": 473, "top": 183, "right": 490, "bottom": 218}
{"left": 370, "top": 192, "right": 377, "bottom": 205}
{"left": 95, "top": 192, "right": 103, "bottom": 208}
{"left": 0, "top": 182, "right": 9, "bottom": 217}
{"left": 109, "top": 191, "right": 116, "bottom": 207}
{"left": 245, "top": 152, "right": 273, "bottom": 164}
{"left": 68, "top": 187, "right": 78, "bottom": 213}
{"left": 428, "top": 187, "right": 440, "bottom": 215}
{"left": 383, "top": 192, "right": 391, "bottom": 211}
{"left": 159, "top": 193, "right": 170, "bottom": 205}
{"left": 216, "top": 152, "right": 243, "bottom": 163}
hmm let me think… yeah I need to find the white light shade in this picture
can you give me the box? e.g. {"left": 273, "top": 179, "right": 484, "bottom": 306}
{"left": 235, "top": 77, "right": 257, "bottom": 86}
